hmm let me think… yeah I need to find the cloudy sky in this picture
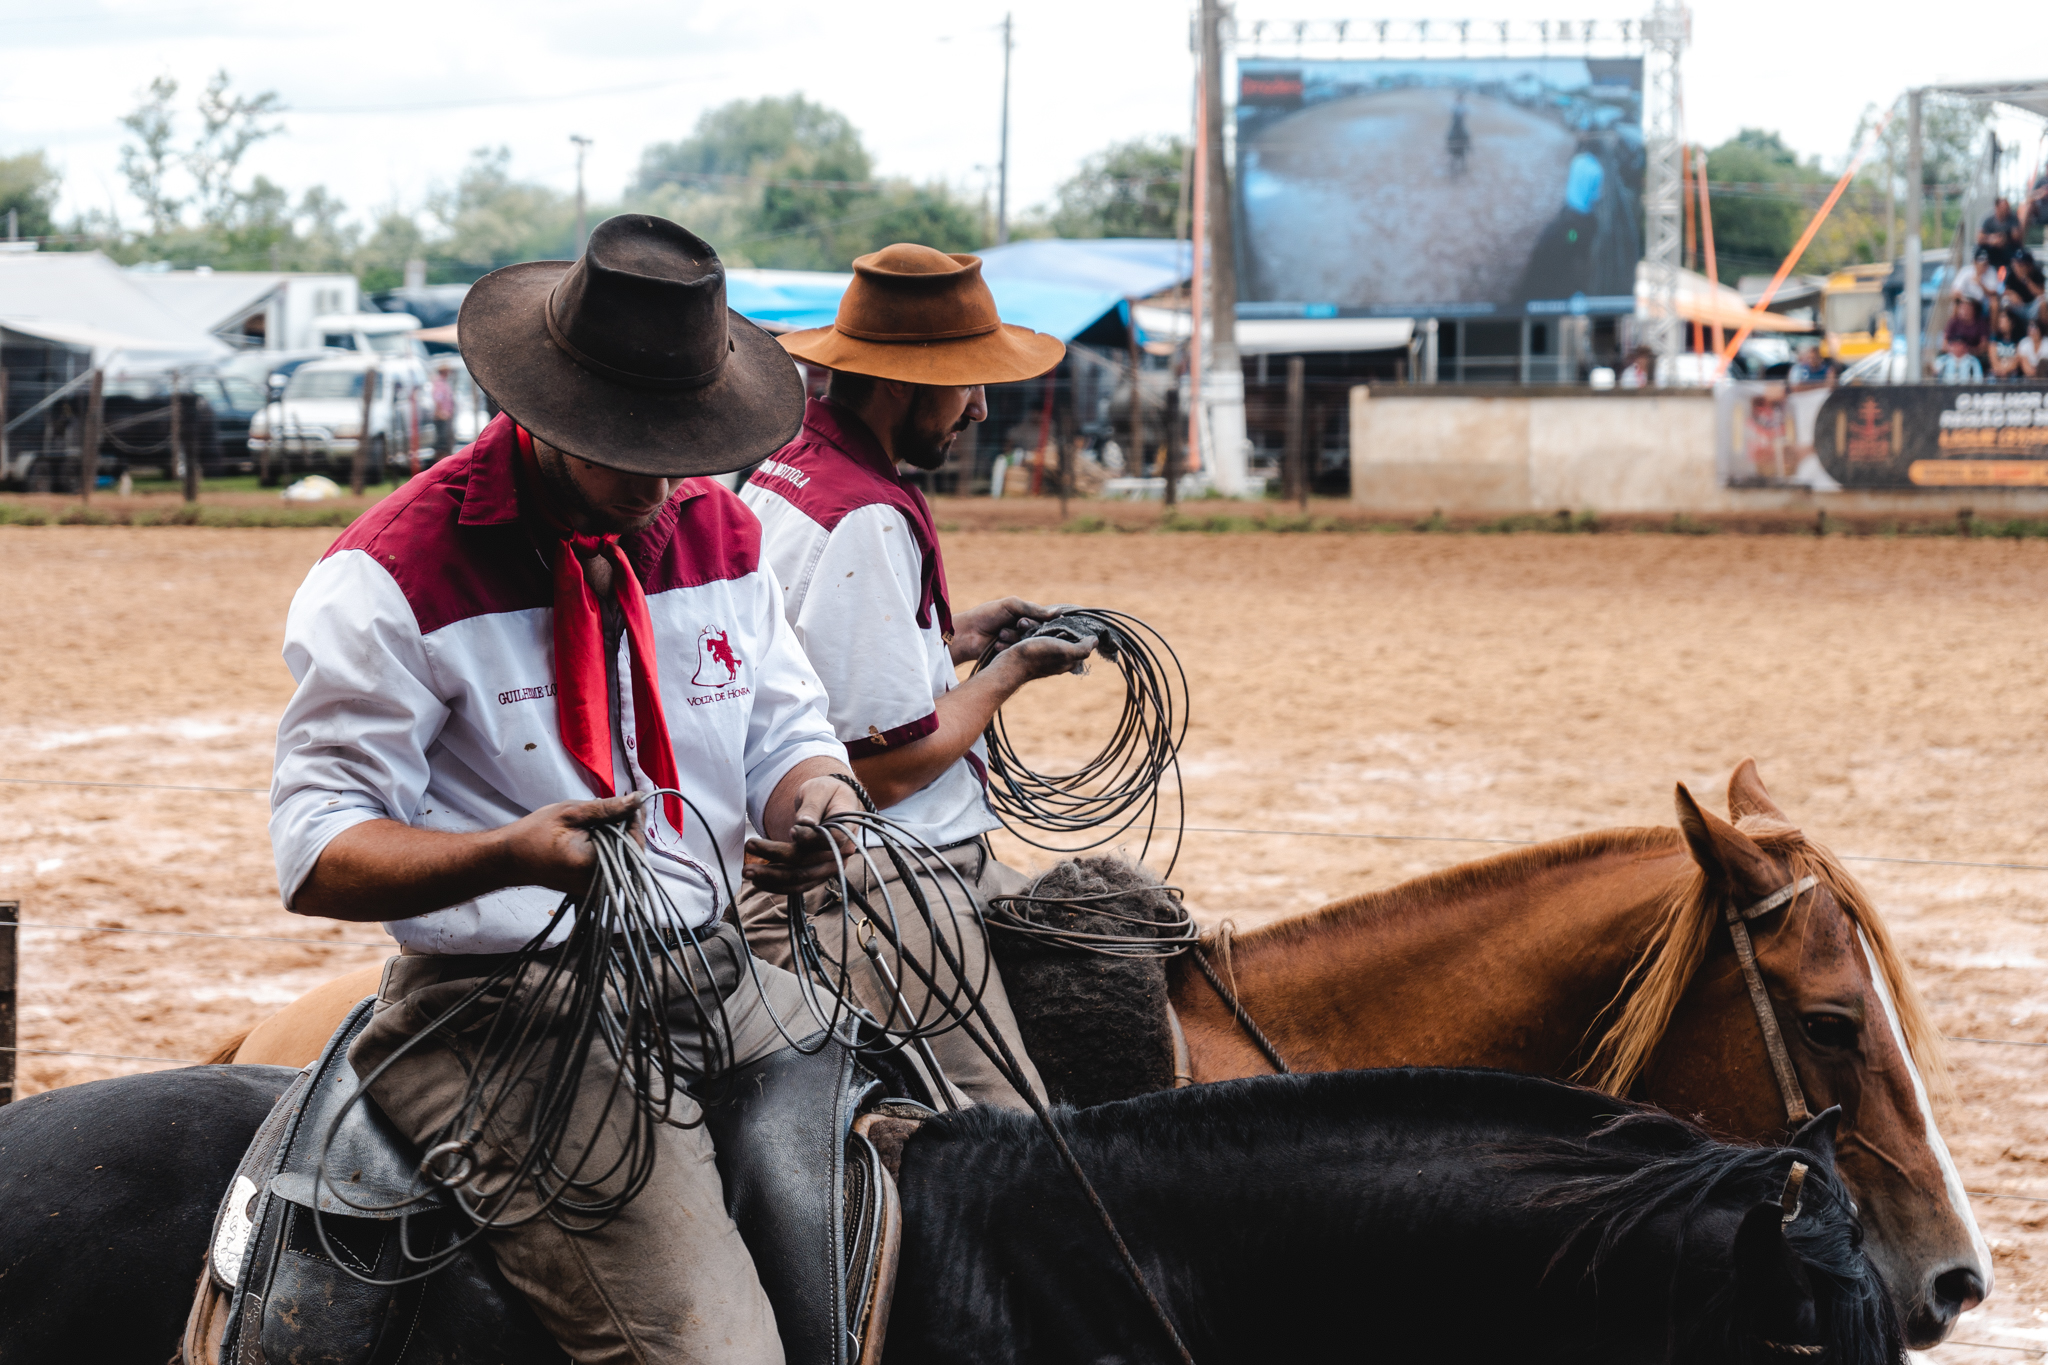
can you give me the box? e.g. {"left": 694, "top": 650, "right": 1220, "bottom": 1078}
{"left": 3, "top": 0, "right": 2043, "bottom": 234}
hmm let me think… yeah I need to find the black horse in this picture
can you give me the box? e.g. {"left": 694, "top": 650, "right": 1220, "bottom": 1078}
{"left": 0, "top": 1065, "right": 1898, "bottom": 1365}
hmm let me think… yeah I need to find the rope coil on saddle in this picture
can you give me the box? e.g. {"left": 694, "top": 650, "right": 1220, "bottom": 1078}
{"left": 768, "top": 799, "right": 1198, "bottom": 1364}
{"left": 973, "top": 609, "right": 1188, "bottom": 874}
{"left": 309, "top": 789, "right": 749, "bottom": 1283}
{"left": 304, "top": 780, "right": 1200, "bottom": 1362}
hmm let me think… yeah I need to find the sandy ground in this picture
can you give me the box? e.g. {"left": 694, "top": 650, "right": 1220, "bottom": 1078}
{"left": 2, "top": 523, "right": 2046, "bottom": 1360}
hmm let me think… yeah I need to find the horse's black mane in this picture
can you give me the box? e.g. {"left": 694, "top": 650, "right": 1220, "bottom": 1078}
{"left": 916, "top": 1068, "right": 1902, "bottom": 1365}
{"left": 1505, "top": 1108, "right": 1900, "bottom": 1365}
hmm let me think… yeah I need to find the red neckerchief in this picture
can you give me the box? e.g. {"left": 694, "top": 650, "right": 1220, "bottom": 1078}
{"left": 515, "top": 426, "right": 684, "bottom": 835}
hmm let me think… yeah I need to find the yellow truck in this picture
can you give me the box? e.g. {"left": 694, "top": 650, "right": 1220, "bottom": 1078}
{"left": 1818, "top": 262, "right": 1893, "bottom": 362}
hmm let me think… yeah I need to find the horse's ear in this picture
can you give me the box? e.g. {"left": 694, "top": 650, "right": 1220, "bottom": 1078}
{"left": 1726, "top": 759, "right": 1791, "bottom": 824}
{"left": 1675, "top": 783, "right": 1786, "bottom": 904}
{"left": 1733, "top": 1200, "right": 1820, "bottom": 1349}
{"left": 1789, "top": 1107, "right": 1842, "bottom": 1168}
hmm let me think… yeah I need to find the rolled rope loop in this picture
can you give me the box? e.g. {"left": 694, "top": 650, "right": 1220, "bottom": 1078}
{"left": 972, "top": 609, "right": 1189, "bottom": 874}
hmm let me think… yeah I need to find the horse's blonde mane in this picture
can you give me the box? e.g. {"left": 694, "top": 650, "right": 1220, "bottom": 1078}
{"left": 1579, "top": 816, "right": 1951, "bottom": 1103}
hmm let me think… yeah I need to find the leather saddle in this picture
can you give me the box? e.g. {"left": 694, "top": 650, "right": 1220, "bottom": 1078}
{"left": 184, "top": 1000, "right": 923, "bottom": 1365}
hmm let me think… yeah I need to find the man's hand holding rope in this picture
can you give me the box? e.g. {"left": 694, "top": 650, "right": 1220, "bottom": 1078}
{"left": 743, "top": 761, "right": 868, "bottom": 895}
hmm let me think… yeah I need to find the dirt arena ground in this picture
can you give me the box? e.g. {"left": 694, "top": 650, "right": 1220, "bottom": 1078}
{"left": 2, "top": 521, "right": 2044, "bottom": 1360}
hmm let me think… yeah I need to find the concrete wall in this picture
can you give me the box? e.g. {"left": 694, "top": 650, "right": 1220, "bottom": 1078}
{"left": 1349, "top": 386, "right": 2048, "bottom": 516}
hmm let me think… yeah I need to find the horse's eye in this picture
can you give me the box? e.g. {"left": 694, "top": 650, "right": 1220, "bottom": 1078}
{"left": 1802, "top": 1014, "right": 1859, "bottom": 1050}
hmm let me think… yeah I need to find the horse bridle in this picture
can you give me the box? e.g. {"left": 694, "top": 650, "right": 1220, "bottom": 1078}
{"left": 1725, "top": 875, "right": 1820, "bottom": 1128}
{"left": 1196, "top": 873, "right": 1826, "bottom": 1129}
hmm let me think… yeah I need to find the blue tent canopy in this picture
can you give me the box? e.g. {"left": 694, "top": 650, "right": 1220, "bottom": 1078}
{"left": 726, "top": 238, "right": 1191, "bottom": 344}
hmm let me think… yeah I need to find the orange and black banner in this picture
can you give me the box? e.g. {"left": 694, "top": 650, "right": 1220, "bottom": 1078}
{"left": 1815, "top": 385, "right": 2048, "bottom": 488}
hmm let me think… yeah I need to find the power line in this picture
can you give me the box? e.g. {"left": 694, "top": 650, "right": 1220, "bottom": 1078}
{"left": 294, "top": 78, "right": 686, "bottom": 115}
{"left": 9, "top": 918, "right": 387, "bottom": 949}
{"left": 0, "top": 1045, "right": 205, "bottom": 1066}
{"left": 6, "top": 779, "right": 2047, "bottom": 875}
{"left": 0, "top": 776, "right": 264, "bottom": 795}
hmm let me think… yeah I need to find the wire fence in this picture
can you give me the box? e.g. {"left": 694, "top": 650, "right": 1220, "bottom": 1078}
{"left": 6, "top": 771, "right": 2048, "bottom": 1215}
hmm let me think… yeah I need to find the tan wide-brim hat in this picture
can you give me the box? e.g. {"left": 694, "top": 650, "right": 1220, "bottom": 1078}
{"left": 779, "top": 244, "right": 1066, "bottom": 386}
{"left": 460, "top": 214, "right": 803, "bottom": 477}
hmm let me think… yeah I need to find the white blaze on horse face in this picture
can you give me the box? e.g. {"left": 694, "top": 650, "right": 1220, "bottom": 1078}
{"left": 1857, "top": 928, "right": 1993, "bottom": 1295}
{"left": 211, "top": 1174, "right": 261, "bottom": 1287}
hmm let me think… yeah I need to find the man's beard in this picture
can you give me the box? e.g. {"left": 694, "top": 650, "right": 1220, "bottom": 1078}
{"left": 534, "top": 446, "right": 662, "bottom": 535}
{"left": 892, "top": 394, "right": 973, "bottom": 472}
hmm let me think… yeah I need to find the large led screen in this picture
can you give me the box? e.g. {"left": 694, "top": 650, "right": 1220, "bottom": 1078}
{"left": 1236, "top": 57, "right": 1644, "bottom": 318}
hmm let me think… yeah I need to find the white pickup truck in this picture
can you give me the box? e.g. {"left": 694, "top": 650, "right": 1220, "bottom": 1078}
{"left": 248, "top": 355, "right": 410, "bottom": 485}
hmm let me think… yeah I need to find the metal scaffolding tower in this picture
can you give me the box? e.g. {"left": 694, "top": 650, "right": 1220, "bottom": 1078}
{"left": 1640, "top": 0, "right": 1689, "bottom": 357}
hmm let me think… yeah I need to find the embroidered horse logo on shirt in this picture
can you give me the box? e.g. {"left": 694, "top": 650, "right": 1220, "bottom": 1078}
{"left": 691, "top": 627, "right": 742, "bottom": 687}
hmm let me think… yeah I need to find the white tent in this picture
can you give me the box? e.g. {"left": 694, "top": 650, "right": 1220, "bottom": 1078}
{"left": 0, "top": 251, "right": 230, "bottom": 374}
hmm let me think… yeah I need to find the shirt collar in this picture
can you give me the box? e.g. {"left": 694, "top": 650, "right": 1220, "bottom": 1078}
{"left": 802, "top": 397, "right": 904, "bottom": 486}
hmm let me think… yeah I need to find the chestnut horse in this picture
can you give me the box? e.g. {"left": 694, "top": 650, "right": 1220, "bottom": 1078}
{"left": 219, "top": 762, "right": 1987, "bottom": 1346}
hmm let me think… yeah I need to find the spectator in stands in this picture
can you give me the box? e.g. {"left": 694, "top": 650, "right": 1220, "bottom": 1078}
{"left": 2007, "top": 247, "right": 2044, "bottom": 321}
{"left": 1946, "top": 295, "right": 1990, "bottom": 359}
{"left": 1980, "top": 197, "right": 2023, "bottom": 267}
{"left": 2027, "top": 168, "right": 2048, "bottom": 236}
{"left": 1936, "top": 334, "right": 1985, "bottom": 384}
{"left": 1789, "top": 342, "right": 1835, "bottom": 390}
{"left": 1618, "top": 344, "right": 1655, "bottom": 388}
{"left": 2022, "top": 316, "right": 2046, "bottom": 378}
{"left": 1990, "top": 309, "right": 2025, "bottom": 381}
{"left": 1955, "top": 248, "right": 1999, "bottom": 310}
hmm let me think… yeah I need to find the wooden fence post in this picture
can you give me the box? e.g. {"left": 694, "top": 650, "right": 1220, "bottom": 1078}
{"left": 1284, "top": 355, "right": 1307, "bottom": 511}
{"left": 0, "top": 900, "right": 17, "bottom": 1106}
{"left": 352, "top": 365, "right": 378, "bottom": 497}
{"left": 1163, "top": 381, "right": 1181, "bottom": 511}
{"left": 78, "top": 369, "right": 104, "bottom": 503}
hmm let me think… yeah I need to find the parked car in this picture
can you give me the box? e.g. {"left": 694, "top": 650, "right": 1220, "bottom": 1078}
{"left": 97, "top": 375, "right": 226, "bottom": 480}
{"left": 218, "top": 347, "right": 347, "bottom": 403}
{"left": 185, "top": 372, "right": 268, "bottom": 473}
{"left": 248, "top": 355, "right": 411, "bottom": 485}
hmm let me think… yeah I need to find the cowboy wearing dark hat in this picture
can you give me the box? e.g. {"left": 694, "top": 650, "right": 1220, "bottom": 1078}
{"left": 269, "top": 213, "right": 862, "bottom": 1363}
{"left": 737, "top": 243, "right": 1091, "bottom": 1109}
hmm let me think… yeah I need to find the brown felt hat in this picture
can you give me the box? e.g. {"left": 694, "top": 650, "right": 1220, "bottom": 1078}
{"left": 458, "top": 214, "right": 803, "bottom": 476}
{"left": 778, "top": 244, "right": 1066, "bottom": 385}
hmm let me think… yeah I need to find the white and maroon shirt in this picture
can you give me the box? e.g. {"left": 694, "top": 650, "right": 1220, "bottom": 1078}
{"left": 741, "top": 398, "right": 997, "bottom": 850}
{"left": 270, "top": 413, "right": 844, "bottom": 953}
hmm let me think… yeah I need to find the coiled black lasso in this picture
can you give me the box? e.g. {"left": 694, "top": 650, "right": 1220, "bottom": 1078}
{"left": 308, "top": 789, "right": 752, "bottom": 1283}
{"left": 972, "top": 608, "right": 1188, "bottom": 873}
{"left": 308, "top": 789, "right": 1199, "bottom": 1363}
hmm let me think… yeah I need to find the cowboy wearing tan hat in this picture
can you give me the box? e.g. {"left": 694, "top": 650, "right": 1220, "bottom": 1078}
{"left": 271, "top": 213, "right": 863, "bottom": 1363}
{"left": 738, "top": 243, "right": 1092, "bottom": 1110}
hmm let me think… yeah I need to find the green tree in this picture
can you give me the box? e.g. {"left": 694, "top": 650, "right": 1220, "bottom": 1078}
{"left": 187, "top": 70, "right": 285, "bottom": 228}
{"left": 427, "top": 147, "right": 577, "bottom": 277}
{"left": 0, "top": 151, "right": 60, "bottom": 238}
{"left": 118, "top": 75, "right": 184, "bottom": 236}
{"left": 1702, "top": 130, "right": 1830, "bottom": 283}
{"left": 629, "top": 94, "right": 982, "bottom": 268}
{"left": 1045, "top": 136, "right": 1185, "bottom": 238}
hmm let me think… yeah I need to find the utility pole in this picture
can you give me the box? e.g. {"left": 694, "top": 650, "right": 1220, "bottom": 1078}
{"left": 1641, "top": 0, "right": 1689, "bottom": 362}
{"left": 1198, "top": 0, "right": 1248, "bottom": 495}
{"left": 1905, "top": 89, "right": 1924, "bottom": 382}
{"left": 996, "top": 13, "right": 1013, "bottom": 245}
{"left": 571, "top": 135, "right": 594, "bottom": 255}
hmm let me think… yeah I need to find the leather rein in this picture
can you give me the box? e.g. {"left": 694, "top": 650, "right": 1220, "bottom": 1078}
{"left": 1194, "top": 874, "right": 1823, "bottom": 1132}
